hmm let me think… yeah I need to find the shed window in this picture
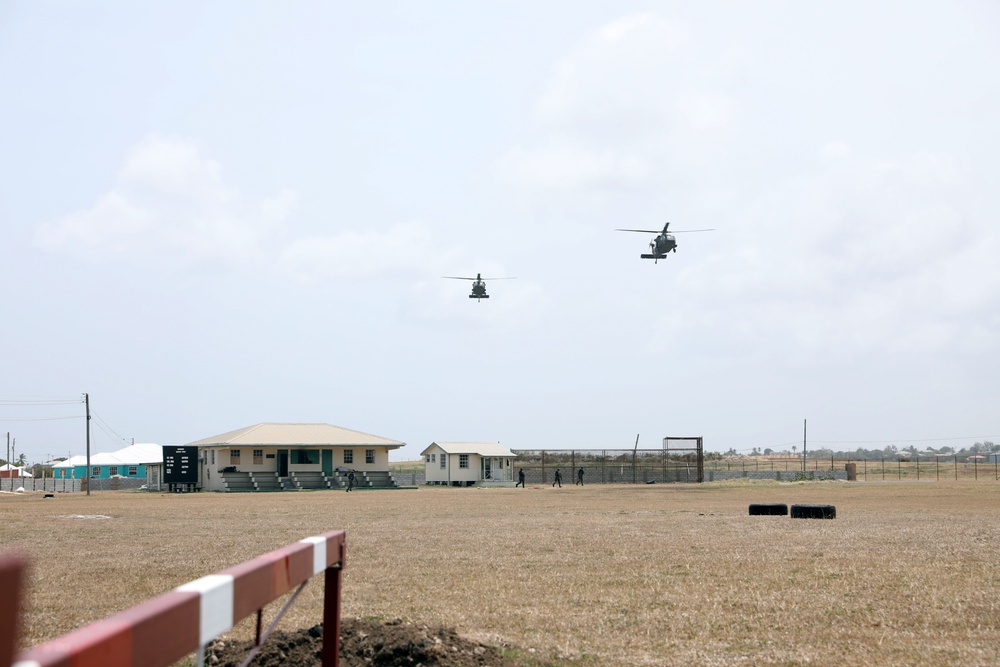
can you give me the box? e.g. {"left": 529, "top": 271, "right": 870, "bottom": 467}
{"left": 366, "top": 449, "right": 375, "bottom": 464}
{"left": 253, "top": 449, "right": 263, "bottom": 465}
{"left": 109, "top": 466, "right": 118, "bottom": 476}
{"left": 425, "top": 455, "right": 431, "bottom": 463}
{"left": 459, "top": 454, "right": 469, "bottom": 469}
{"left": 343, "top": 449, "right": 353, "bottom": 464}
{"left": 92, "top": 467, "right": 100, "bottom": 476}
{"left": 128, "top": 466, "right": 137, "bottom": 476}
{"left": 211, "top": 450, "right": 215, "bottom": 465}
{"left": 230, "top": 449, "right": 241, "bottom": 464}
{"left": 440, "top": 455, "right": 446, "bottom": 469}
{"left": 431, "top": 453, "right": 435, "bottom": 462}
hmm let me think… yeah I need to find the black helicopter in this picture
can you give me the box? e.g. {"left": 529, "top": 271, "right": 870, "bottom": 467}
{"left": 442, "top": 273, "right": 516, "bottom": 301}
{"left": 616, "top": 222, "right": 714, "bottom": 263}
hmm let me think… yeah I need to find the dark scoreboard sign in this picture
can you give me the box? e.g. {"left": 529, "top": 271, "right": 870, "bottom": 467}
{"left": 163, "top": 446, "right": 198, "bottom": 484}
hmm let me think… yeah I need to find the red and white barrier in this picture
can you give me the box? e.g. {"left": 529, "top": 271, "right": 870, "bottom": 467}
{"left": 10, "top": 530, "right": 346, "bottom": 667}
{"left": 0, "top": 554, "right": 26, "bottom": 667}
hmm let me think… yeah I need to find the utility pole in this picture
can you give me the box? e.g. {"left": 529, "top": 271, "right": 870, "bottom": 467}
{"left": 5, "top": 433, "right": 9, "bottom": 491}
{"left": 10, "top": 438, "right": 15, "bottom": 491}
{"left": 632, "top": 434, "right": 639, "bottom": 484}
{"left": 85, "top": 393, "right": 91, "bottom": 496}
{"left": 802, "top": 419, "right": 807, "bottom": 472}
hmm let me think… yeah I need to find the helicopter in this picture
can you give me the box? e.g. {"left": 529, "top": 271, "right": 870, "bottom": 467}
{"left": 442, "top": 273, "right": 516, "bottom": 301}
{"left": 616, "top": 222, "right": 714, "bottom": 263}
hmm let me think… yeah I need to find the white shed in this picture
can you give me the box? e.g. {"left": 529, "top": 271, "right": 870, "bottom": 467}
{"left": 421, "top": 442, "right": 516, "bottom": 487}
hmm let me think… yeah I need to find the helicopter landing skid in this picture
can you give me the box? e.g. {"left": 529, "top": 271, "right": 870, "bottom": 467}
{"left": 469, "top": 295, "right": 489, "bottom": 299}
{"left": 640, "top": 253, "right": 667, "bottom": 260}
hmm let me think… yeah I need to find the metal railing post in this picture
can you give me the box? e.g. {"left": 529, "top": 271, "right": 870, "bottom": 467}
{"left": 1, "top": 554, "right": 26, "bottom": 667}
{"left": 323, "top": 539, "right": 346, "bottom": 667}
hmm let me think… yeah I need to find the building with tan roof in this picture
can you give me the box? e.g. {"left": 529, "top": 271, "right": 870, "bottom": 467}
{"left": 420, "top": 441, "right": 515, "bottom": 487}
{"left": 190, "top": 422, "right": 406, "bottom": 492}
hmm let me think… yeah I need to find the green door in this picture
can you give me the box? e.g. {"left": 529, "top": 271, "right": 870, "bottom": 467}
{"left": 322, "top": 449, "right": 333, "bottom": 476}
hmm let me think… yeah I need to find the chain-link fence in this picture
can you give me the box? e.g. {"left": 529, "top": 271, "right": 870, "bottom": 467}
{"left": 708, "top": 456, "right": 1000, "bottom": 482}
{"left": 511, "top": 441, "right": 704, "bottom": 485}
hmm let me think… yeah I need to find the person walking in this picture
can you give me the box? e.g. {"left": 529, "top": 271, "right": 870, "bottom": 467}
{"left": 576, "top": 468, "right": 584, "bottom": 486}
{"left": 553, "top": 469, "right": 562, "bottom": 488}
{"left": 346, "top": 470, "right": 356, "bottom": 492}
{"left": 516, "top": 468, "right": 525, "bottom": 488}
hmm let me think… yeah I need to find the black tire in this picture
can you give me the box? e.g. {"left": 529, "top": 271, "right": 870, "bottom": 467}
{"left": 748, "top": 503, "right": 788, "bottom": 516}
{"left": 790, "top": 504, "right": 836, "bottom": 519}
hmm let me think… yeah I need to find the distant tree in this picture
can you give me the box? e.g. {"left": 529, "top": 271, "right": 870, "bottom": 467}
{"left": 725, "top": 448, "right": 737, "bottom": 456}
{"left": 763, "top": 448, "right": 773, "bottom": 456}
{"left": 15, "top": 453, "right": 27, "bottom": 467}
{"left": 792, "top": 446, "right": 797, "bottom": 456}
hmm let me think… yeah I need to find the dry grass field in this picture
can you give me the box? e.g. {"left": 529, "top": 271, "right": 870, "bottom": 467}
{"left": 2, "top": 480, "right": 998, "bottom": 666}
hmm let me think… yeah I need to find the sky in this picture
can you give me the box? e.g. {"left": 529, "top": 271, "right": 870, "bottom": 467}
{"left": 2, "top": 1, "right": 998, "bottom": 463}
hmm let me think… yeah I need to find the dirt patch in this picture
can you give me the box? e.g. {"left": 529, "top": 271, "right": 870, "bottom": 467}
{"left": 207, "top": 618, "right": 523, "bottom": 666}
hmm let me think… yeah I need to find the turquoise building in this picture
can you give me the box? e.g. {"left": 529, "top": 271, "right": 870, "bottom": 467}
{"left": 53, "top": 443, "right": 163, "bottom": 480}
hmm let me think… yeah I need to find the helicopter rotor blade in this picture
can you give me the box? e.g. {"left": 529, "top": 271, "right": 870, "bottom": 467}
{"left": 442, "top": 276, "right": 476, "bottom": 281}
{"left": 617, "top": 226, "right": 714, "bottom": 233}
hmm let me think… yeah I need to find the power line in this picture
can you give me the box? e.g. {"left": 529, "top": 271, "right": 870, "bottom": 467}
{"left": 91, "top": 412, "right": 131, "bottom": 446}
{"left": 0, "top": 397, "right": 82, "bottom": 405}
{"left": 0, "top": 415, "right": 82, "bottom": 422}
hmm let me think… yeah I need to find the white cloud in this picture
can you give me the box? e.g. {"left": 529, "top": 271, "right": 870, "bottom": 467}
{"left": 499, "top": 146, "right": 653, "bottom": 192}
{"left": 34, "top": 135, "right": 296, "bottom": 267}
{"left": 275, "top": 220, "right": 457, "bottom": 284}
{"left": 501, "top": 11, "right": 740, "bottom": 193}
{"left": 654, "top": 149, "right": 999, "bottom": 361}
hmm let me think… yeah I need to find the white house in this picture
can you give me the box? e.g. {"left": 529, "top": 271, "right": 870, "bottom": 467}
{"left": 189, "top": 422, "right": 405, "bottom": 492}
{"left": 421, "top": 442, "right": 516, "bottom": 487}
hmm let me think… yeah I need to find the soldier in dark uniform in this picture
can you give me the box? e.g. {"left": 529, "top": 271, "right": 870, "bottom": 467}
{"left": 346, "top": 470, "right": 356, "bottom": 492}
{"left": 576, "top": 468, "right": 584, "bottom": 485}
{"left": 553, "top": 469, "right": 562, "bottom": 488}
{"left": 516, "top": 468, "right": 526, "bottom": 488}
